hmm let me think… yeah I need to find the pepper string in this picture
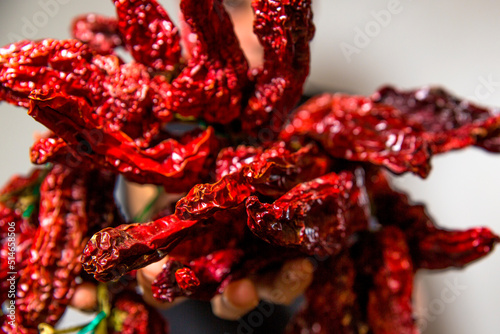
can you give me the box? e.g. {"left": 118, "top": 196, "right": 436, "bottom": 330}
{"left": 0, "top": 0, "right": 499, "bottom": 333}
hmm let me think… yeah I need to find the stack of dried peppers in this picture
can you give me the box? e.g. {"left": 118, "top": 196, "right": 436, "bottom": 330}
{"left": 0, "top": 0, "right": 499, "bottom": 333}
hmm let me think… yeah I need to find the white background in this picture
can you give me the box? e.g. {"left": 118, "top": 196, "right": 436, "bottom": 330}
{"left": 0, "top": 0, "right": 499, "bottom": 333}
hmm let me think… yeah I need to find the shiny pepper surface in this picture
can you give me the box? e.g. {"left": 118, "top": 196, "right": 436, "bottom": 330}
{"left": 0, "top": 0, "right": 499, "bottom": 333}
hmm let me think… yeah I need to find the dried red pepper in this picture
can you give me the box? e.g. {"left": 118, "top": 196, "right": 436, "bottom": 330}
{"left": 367, "top": 169, "right": 499, "bottom": 270}
{"left": 113, "top": 0, "right": 181, "bottom": 72}
{"left": 82, "top": 143, "right": 331, "bottom": 281}
{"left": 0, "top": 164, "right": 123, "bottom": 333}
{"left": 166, "top": 0, "right": 249, "bottom": 123}
{"left": 108, "top": 290, "right": 170, "bottom": 334}
{"left": 28, "top": 91, "right": 217, "bottom": 191}
{"left": 286, "top": 255, "right": 366, "bottom": 334}
{"left": 152, "top": 248, "right": 244, "bottom": 302}
{"left": 372, "top": 86, "right": 500, "bottom": 154}
{"left": 416, "top": 227, "right": 500, "bottom": 270}
{"left": 246, "top": 171, "right": 368, "bottom": 257}
{"left": 71, "top": 13, "right": 122, "bottom": 54}
{"left": 0, "top": 0, "right": 499, "bottom": 332}
{"left": 366, "top": 227, "right": 417, "bottom": 334}
{"left": 243, "top": 0, "right": 315, "bottom": 134}
{"left": 280, "top": 93, "right": 432, "bottom": 177}
{"left": 16, "top": 164, "right": 88, "bottom": 329}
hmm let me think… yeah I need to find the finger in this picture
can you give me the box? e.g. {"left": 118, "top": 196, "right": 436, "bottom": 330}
{"left": 69, "top": 281, "right": 97, "bottom": 312}
{"left": 137, "top": 257, "right": 185, "bottom": 309}
{"left": 255, "top": 258, "right": 314, "bottom": 305}
{"left": 211, "top": 278, "right": 259, "bottom": 320}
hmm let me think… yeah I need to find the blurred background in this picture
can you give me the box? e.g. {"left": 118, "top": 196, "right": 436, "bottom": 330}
{"left": 0, "top": 0, "right": 499, "bottom": 333}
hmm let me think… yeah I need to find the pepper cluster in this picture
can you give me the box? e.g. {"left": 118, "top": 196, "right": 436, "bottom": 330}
{"left": 0, "top": 0, "right": 499, "bottom": 333}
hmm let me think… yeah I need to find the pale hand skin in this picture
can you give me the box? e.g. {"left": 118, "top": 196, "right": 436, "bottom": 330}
{"left": 70, "top": 257, "right": 314, "bottom": 321}
{"left": 137, "top": 256, "right": 314, "bottom": 320}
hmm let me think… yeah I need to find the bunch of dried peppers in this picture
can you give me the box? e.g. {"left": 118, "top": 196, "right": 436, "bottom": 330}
{"left": 0, "top": 0, "right": 499, "bottom": 333}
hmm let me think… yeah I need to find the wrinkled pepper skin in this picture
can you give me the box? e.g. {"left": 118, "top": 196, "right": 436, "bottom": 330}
{"left": 372, "top": 86, "right": 500, "bottom": 154}
{"left": 72, "top": 13, "right": 122, "bottom": 55}
{"left": 16, "top": 164, "right": 89, "bottom": 330}
{"left": 0, "top": 0, "right": 499, "bottom": 332}
{"left": 0, "top": 165, "right": 122, "bottom": 333}
{"left": 367, "top": 227, "right": 418, "bottom": 334}
{"left": 243, "top": 0, "right": 315, "bottom": 135}
{"left": 166, "top": 0, "right": 249, "bottom": 124}
{"left": 81, "top": 143, "right": 331, "bottom": 281}
{"left": 367, "top": 169, "right": 500, "bottom": 270}
{"left": 108, "top": 290, "right": 170, "bottom": 334}
{"left": 113, "top": 0, "right": 181, "bottom": 72}
{"left": 246, "top": 171, "right": 369, "bottom": 257}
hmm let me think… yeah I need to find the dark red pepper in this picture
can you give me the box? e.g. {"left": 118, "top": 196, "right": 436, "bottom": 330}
{"left": 243, "top": 0, "right": 315, "bottom": 135}
{"left": 71, "top": 13, "right": 122, "bottom": 54}
{"left": 0, "top": 0, "right": 499, "bottom": 333}
{"left": 28, "top": 91, "right": 217, "bottom": 191}
{"left": 113, "top": 0, "right": 181, "bottom": 72}
{"left": 81, "top": 143, "right": 331, "bottom": 281}
{"left": 367, "top": 227, "right": 417, "bottom": 334}
{"left": 367, "top": 169, "right": 499, "bottom": 270}
{"left": 16, "top": 164, "right": 89, "bottom": 329}
{"left": 280, "top": 93, "right": 432, "bottom": 177}
{"left": 152, "top": 248, "right": 243, "bottom": 302}
{"left": 108, "top": 290, "right": 170, "bottom": 334}
{"left": 372, "top": 86, "right": 500, "bottom": 154}
{"left": 246, "top": 171, "right": 369, "bottom": 257}
{"left": 166, "top": 0, "right": 249, "bottom": 124}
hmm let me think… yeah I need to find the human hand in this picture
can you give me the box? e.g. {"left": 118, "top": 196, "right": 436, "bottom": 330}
{"left": 137, "top": 256, "right": 314, "bottom": 320}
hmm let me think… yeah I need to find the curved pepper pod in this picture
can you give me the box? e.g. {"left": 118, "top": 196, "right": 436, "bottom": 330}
{"left": 0, "top": 39, "right": 163, "bottom": 144}
{"left": 152, "top": 249, "right": 244, "bottom": 302}
{"left": 28, "top": 91, "right": 217, "bottom": 191}
{"left": 71, "top": 13, "right": 122, "bottom": 54}
{"left": 81, "top": 174, "right": 253, "bottom": 282}
{"left": 367, "top": 227, "right": 418, "bottom": 334}
{"left": 416, "top": 227, "right": 500, "bottom": 269}
{"left": 280, "top": 93, "right": 432, "bottom": 177}
{"left": 373, "top": 86, "right": 500, "bottom": 154}
{"left": 242, "top": 0, "right": 315, "bottom": 135}
{"left": 246, "top": 171, "right": 369, "bottom": 257}
{"left": 113, "top": 0, "right": 181, "bottom": 72}
{"left": 82, "top": 215, "right": 198, "bottom": 282}
{"left": 2, "top": 165, "right": 121, "bottom": 331}
{"left": 286, "top": 255, "right": 366, "bottom": 334}
{"left": 82, "top": 145, "right": 330, "bottom": 281}
{"left": 108, "top": 290, "right": 170, "bottom": 334}
{"left": 368, "top": 169, "right": 500, "bottom": 270}
{"left": 165, "top": 0, "right": 249, "bottom": 123}
{"left": 15, "top": 164, "right": 88, "bottom": 329}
